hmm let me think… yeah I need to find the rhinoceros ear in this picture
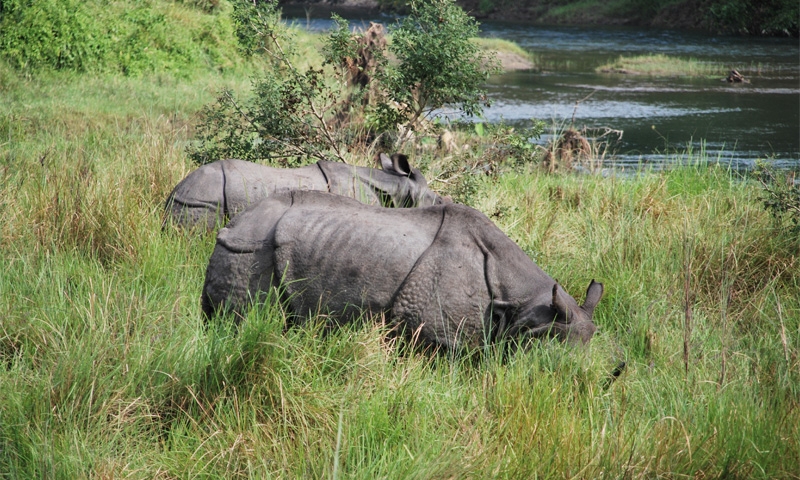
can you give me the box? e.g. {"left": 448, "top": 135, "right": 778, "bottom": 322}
{"left": 582, "top": 280, "right": 604, "bottom": 316}
{"left": 551, "top": 283, "right": 572, "bottom": 323}
{"left": 379, "top": 152, "right": 412, "bottom": 177}
{"left": 377, "top": 152, "right": 393, "bottom": 171}
{"left": 391, "top": 153, "right": 412, "bottom": 176}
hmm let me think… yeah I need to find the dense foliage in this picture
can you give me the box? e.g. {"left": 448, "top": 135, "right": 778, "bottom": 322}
{"left": 0, "top": 0, "right": 241, "bottom": 74}
{"left": 374, "top": 0, "right": 800, "bottom": 36}
{"left": 188, "top": 0, "right": 499, "bottom": 164}
{"left": 0, "top": 0, "right": 106, "bottom": 71}
{"left": 707, "top": 0, "right": 799, "bottom": 35}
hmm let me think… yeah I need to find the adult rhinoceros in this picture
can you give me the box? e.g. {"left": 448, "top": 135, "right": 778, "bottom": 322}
{"left": 202, "top": 190, "right": 603, "bottom": 350}
{"left": 164, "top": 153, "right": 445, "bottom": 230}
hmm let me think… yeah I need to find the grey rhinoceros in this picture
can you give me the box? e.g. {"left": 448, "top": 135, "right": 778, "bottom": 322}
{"left": 165, "top": 153, "right": 445, "bottom": 230}
{"left": 202, "top": 190, "right": 603, "bottom": 349}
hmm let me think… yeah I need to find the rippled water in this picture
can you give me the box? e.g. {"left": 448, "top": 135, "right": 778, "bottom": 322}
{"left": 285, "top": 10, "right": 800, "bottom": 170}
{"left": 478, "top": 23, "right": 800, "bottom": 171}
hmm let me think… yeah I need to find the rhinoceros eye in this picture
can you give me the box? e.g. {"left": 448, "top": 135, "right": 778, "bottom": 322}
{"left": 557, "top": 307, "right": 572, "bottom": 324}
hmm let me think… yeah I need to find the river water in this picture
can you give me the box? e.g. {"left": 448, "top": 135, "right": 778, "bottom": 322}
{"left": 285, "top": 10, "right": 800, "bottom": 171}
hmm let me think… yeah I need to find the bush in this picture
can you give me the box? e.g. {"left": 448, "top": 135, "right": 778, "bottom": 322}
{"left": 189, "top": 0, "right": 500, "bottom": 164}
{"left": 708, "top": 0, "right": 799, "bottom": 35}
{"left": 754, "top": 163, "right": 800, "bottom": 234}
{"left": 378, "top": 0, "right": 500, "bottom": 135}
{"left": 0, "top": 0, "right": 243, "bottom": 75}
{"left": 113, "top": 6, "right": 201, "bottom": 76}
{"left": 0, "top": 0, "right": 106, "bottom": 71}
{"left": 189, "top": 0, "right": 344, "bottom": 165}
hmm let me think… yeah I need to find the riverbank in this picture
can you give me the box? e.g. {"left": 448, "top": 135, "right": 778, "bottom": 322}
{"left": 473, "top": 37, "right": 535, "bottom": 71}
{"left": 281, "top": 0, "right": 799, "bottom": 36}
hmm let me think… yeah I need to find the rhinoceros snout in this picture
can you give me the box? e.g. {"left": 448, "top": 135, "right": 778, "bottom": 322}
{"left": 567, "top": 320, "right": 597, "bottom": 345}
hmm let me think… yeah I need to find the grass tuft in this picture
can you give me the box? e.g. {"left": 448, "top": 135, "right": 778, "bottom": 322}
{"left": 597, "top": 54, "right": 727, "bottom": 77}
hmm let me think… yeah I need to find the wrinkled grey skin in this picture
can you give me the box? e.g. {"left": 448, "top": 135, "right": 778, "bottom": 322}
{"left": 202, "top": 190, "right": 603, "bottom": 350}
{"left": 165, "top": 153, "right": 446, "bottom": 230}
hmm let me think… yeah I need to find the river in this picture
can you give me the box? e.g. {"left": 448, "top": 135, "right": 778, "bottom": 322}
{"left": 284, "top": 9, "right": 800, "bottom": 171}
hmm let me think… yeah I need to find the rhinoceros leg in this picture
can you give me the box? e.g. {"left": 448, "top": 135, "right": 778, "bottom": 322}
{"left": 201, "top": 195, "right": 294, "bottom": 321}
{"left": 202, "top": 247, "right": 278, "bottom": 321}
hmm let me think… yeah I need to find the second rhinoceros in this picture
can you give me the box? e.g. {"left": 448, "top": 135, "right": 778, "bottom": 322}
{"left": 202, "top": 190, "right": 603, "bottom": 350}
{"left": 164, "top": 153, "right": 445, "bottom": 230}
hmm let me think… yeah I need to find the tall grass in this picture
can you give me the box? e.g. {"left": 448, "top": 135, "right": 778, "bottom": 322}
{"left": 1, "top": 37, "right": 799, "bottom": 480}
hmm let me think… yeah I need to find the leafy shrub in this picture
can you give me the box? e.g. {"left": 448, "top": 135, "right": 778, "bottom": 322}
{"left": 754, "top": 164, "right": 800, "bottom": 234}
{"left": 189, "top": 0, "right": 347, "bottom": 165}
{"left": 230, "top": 0, "right": 283, "bottom": 57}
{"left": 0, "top": 0, "right": 106, "bottom": 71}
{"left": 481, "top": 119, "right": 545, "bottom": 167}
{"left": 189, "top": 0, "right": 499, "bottom": 164}
{"left": 379, "top": 0, "right": 500, "bottom": 134}
{"left": 0, "top": 0, "right": 242, "bottom": 75}
{"left": 320, "top": 15, "right": 360, "bottom": 68}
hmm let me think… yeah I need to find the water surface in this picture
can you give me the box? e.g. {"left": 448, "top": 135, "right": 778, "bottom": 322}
{"left": 479, "top": 23, "right": 800, "bottom": 170}
{"left": 285, "top": 11, "right": 800, "bottom": 170}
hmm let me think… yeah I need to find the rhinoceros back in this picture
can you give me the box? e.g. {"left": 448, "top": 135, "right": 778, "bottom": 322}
{"left": 271, "top": 192, "right": 444, "bottom": 320}
{"left": 218, "top": 160, "right": 326, "bottom": 215}
{"left": 319, "top": 161, "right": 385, "bottom": 205}
{"left": 167, "top": 159, "right": 326, "bottom": 230}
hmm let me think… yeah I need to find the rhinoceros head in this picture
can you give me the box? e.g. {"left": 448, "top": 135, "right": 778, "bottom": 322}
{"left": 548, "top": 280, "right": 602, "bottom": 344}
{"left": 506, "top": 280, "right": 603, "bottom": 346}
{"left": 377, "top": 152, "right": 449, "bottom": 207}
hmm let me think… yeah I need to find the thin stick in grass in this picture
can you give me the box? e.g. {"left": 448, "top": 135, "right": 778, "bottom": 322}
{"left": 777, "top": 293, "right": 789, "bottom": 364}
{"left": 683, "top": 230, "right": 694, "bottom": 377}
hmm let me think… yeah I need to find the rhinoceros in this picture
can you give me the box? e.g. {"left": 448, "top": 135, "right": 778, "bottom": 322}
{"left": 165, "top": 153, "right": 445, "bottom": 230}
{"left": 202, "top": 190, "right": 603, "bottom": 350}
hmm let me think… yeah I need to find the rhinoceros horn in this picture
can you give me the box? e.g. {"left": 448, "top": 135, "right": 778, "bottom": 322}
{"left": 501, "top": 280, "right": 602, "bottom": 344}
{"left": 551, "top": 283, "right": 571, "bottom": 323}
